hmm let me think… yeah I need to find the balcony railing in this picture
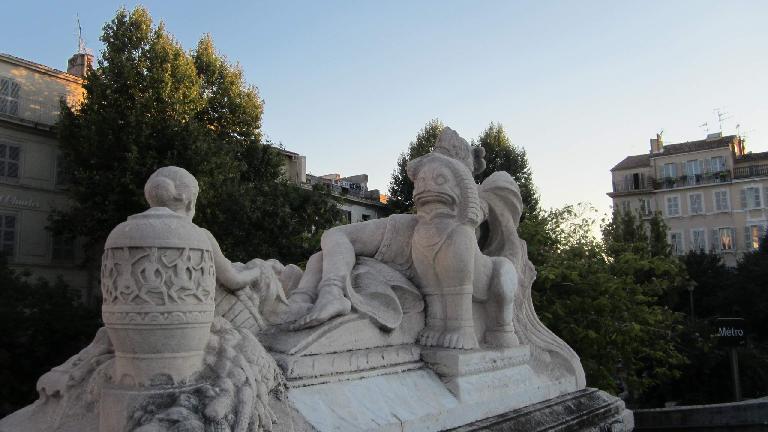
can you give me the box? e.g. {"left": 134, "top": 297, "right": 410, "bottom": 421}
{"left": 612, "top": 171, "right": 734, "bottom": 194}
{"left": 0, "top": 95, "right": 62, "bottom": 126}
{"left": 734, "top": 164, "right": 768, "bottom": 180}
{"left": 612, "top": 178, "right": 654, "bottom": 194}
{"left": 653, "top": 171, "right": 731, "bottom": 190}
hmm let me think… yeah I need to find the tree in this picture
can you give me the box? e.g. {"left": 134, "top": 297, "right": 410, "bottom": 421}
{"left": 386, "top": 119, "right": 444, "bottom": 213}
{"left": 474, "top": 123, "right": 539, "bottom": 219}
{"left": 534, "top": 207, "right": 685, "bottom": 404}
{"left": 53, "top": 7, "right": 342, "bottom": 298}
{"left": 0, "top": 255, "right": 100, "bottom": 416}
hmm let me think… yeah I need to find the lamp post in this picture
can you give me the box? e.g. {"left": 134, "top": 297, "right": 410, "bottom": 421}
{"left": 687, "top": 281, "right": 697, "bottom": 322}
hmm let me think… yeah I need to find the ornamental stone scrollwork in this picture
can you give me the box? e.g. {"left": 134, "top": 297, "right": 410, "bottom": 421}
{"left": 101, "top": 246, "right": 216, "bottom": 307}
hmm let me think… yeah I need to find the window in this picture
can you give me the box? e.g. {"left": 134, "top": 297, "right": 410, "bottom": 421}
{"left": 710, "top": 156, "right": 726, "bottom": 173}
{"left": 620, "top": 200, "right": 631, "bottom": 213}
{"left": 55, "top": 154, "right": 70, "bottom": 187}
{"left": 0, "top": 143, "right": 20, "bottom": 181}
{"left": 688, "top": 193, "right": 704, "bottom": 215}
{"left": 52, "top": 235, "right": 76, "bottom": 260}
{"left": 666, "top": 195, "right": 680, "bottom": 217}
{"left": 685, "top": 160, "right": 703, "bottom": 185}
{"left": 669, "top": 232, "right": 684, "bottom": 255}
{"left": 0, "top": 214, "right": 16, "bottom": 258}
{"left": 717, "top": 227, "right": 735, "bottom": 251}
{"left": 344, "top": 211, "right": 352, "bottom": 224}
{"left": 0, "top": 77, "right": 20, "bottom": 116}
{"left": 662, "top": 163, "right": 677, "bottom": 179}
{"left": 741, "top": 186, "right": 762, "bottom": 210}
{"left": 361, "top": 214, "right": 371, "bottom": 221}
{"left": 744, "top": 225, "right": 766, "bottom": 251}
{"left": 639, "top": 198, "right": 652, "bottom": 216}
{"left": 691, "top": 229, "right": 706, "bottom": 252}
{"left": 714, "top": 190, "right": 730, "bottom": 212}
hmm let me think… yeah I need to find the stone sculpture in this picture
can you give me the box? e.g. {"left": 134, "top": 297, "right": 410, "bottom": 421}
{"left": 0, "top": 167, "right": 289, "bottom": 432}
{"left": 1, "top": 134, "right": 633, "bottom": 432}
{"left": 284, "top": 128, "right": 582, "bottom": 366}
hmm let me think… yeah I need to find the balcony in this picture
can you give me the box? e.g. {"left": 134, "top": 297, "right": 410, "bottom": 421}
{"left": 653, "top": 171, "right": 731, "bottom": 190}
{"left": 610, "top": 171, "right": 735, "bottom": 195}
{"left": 611, "top": 177, "right": 654, "bottom": 195}
{"left": 0, "top": 95, "right": 62, "bottom": 126}
{"left": 733, "top": 164, "right": 768, "bottom": 180}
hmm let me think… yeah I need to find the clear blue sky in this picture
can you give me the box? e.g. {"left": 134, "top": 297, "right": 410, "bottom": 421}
{"left": 5, "top": 1, "right": 768, "bottom": 215}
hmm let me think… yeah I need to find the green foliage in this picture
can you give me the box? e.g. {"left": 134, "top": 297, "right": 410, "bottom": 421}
{"left": 648, "top": 249, "right": 768, "bottom": 405}
{"left": 473, "top": 122, "right": 540, "bottom": 219}
{"left": 386, "top": 119, "right": 444, "bottom": 213}
{"left": 53, "top": 7, "right": 342, "bottom": 270}
{"left": 0, "top": 256, "right": 101, "bottom": 416}
{"left": 534, "top": 207, "right": 685, "bottom": 403}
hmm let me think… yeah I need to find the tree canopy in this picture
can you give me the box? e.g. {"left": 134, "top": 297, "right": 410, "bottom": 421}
{"left": 54, "top": 7, "right": 342, "bottom": 293}
{"left": 534, "top": 207, "right": 686, "bottom": 401}
{"left": 474, "top": 122, "right": 540, "bottom": 219}
{"left": 386, "top": 119, "right": 444, "bottom": 213}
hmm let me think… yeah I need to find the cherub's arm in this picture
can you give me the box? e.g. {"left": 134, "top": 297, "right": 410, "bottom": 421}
{"left": 203, "top": 229, "right": 261, "bottom": 291}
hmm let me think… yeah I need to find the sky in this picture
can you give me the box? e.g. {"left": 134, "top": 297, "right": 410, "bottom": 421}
{"left": 4, "top": 1, "right": 768, "bottom": 216}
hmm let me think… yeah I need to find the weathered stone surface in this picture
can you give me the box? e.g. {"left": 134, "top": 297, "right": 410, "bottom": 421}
{"left": 451, "top": 388, "right": 633, "bottom": 432}
{"left": 286, "top": 366, "right": 582, "bottom": 432}
{"left": 262, "top": 311, "right": 424, "bottom": 356}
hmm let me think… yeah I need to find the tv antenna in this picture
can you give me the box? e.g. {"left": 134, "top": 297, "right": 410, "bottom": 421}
{"left": 76, "top": 14, "right": 87, "bottom": 54}
{"left": 713, "top": 108, "right": 732, "bottom": 132}
{"left": 699, "top": 122, "right": 709, "bottom": 134}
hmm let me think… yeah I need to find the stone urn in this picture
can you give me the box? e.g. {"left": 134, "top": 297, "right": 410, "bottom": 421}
{"left": 101, "top": 207, "right": 216, "bottom": 387}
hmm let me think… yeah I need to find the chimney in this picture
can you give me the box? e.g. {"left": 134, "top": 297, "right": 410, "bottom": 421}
{"left": 67, "top": 52, "right": 93, "bottom": 78}
{"left": 650, "top": 132, "right": 664, "bottom": 154}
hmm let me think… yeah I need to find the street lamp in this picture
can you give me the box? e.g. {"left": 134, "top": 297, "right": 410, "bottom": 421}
{"left": 687, "top": 281, "right": 697, "bottom": 321}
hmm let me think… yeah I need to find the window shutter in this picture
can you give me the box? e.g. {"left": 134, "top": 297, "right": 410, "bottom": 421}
{"left": 9, "top": 81, "right": 20, "bottom": 99}
{"left": 764, "top": 187, "right": 768, "bottom": 210}
{"left": 760, "top": 225, "right": 767, "bottom": 247}
{"left": 712, "top": 229, "right": 719, "bottom": 251}
{"left": 703, "top": 158, "right": 711, "bottom": 174}
{"left": 731, "top": 227, "right": 737, "bottom": 250}
{"left": 740, "top": 189, "right": 747, "bottom": 209}
{"left": 756, "top": 188, "right": 762, "bottom": 208}
{"left": 744, "top": 226, "right": 751, "bottom": 250}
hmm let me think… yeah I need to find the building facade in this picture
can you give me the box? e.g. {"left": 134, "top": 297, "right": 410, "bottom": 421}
{"left": 0, "top": 52, "right": 90, "bottom": 286}
{"left": 609, "top": 132, "right": 768, "bottom": 266}
{"left": 306, "top": 173, "right": 388, "bottom": 222}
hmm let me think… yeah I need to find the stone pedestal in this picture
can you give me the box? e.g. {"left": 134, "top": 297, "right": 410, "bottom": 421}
{"left": 453, "top": 388, "right": 633, "bottom": 431}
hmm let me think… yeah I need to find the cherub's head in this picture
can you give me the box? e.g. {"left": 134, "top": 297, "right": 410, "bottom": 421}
{"left": 144, "top": 166, "right": 199, "bottom": 220}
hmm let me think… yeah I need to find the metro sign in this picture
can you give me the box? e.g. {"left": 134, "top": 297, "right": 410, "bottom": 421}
{"left": 714, "top": 318, "right": 746, "bottom": 347}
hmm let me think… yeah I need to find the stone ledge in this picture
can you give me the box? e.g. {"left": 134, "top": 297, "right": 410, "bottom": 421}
{"left": 450, "top": 388, "right": 633, "bottom": 432}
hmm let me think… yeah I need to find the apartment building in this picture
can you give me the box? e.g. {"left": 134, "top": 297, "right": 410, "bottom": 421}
{"left": 609, "top": 132, "right": 768, "bottom": 266}
{"left": 0, "top": 52, "right": 91, "bottom": 285}
{"left": 306, "top": 173, "right": 389, "bottom": 222}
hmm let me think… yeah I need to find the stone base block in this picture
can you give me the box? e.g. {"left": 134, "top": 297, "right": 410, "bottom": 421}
{"left": 452, "top": 388, "right": 634, "bottom": 432}
{"left": 286, "top": 366, "right": 583, "bottom": 431}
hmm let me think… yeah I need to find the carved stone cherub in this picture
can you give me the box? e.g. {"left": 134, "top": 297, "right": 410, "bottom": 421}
{"left": 285, "top": 128, "right": 520, "bottom": 349}
{"left": 143, "top": 167, "right": 279, "bottom": 298}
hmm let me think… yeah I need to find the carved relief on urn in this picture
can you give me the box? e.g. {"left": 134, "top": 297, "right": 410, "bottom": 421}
{"left": 101, "top": 207, "right": 216, "bottom": 387}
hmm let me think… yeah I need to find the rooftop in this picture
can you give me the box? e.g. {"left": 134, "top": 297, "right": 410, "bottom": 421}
{"left": 650, "top": 134, "right": 736, "bottom": 158}
{"left": 611, "top": 154, "right": 650, "bottom": 171}
{"left": 611, "top": 135, "right": 740, "bottom": 172}
{"left": 0, "top": 53, "right": 83, "bottom": 84}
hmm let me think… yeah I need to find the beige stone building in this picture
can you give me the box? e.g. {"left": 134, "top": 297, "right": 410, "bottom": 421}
{"left": 0, "top": 52, "right": 92, "bottom": 286}
{"left": 609, "top": 132, "right": 768, "bottom": 266}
